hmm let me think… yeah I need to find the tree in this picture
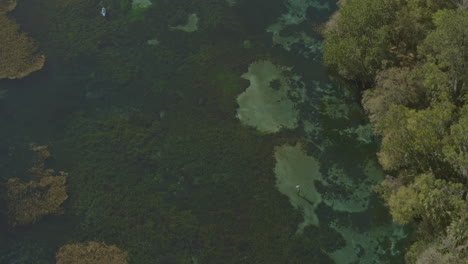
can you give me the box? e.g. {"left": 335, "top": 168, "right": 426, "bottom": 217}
{"left": 377, "top": 99, "right": 454, "bottom": 171}
{"left": 387, "top": 184, "right": 419, "bottom": 224}
{"left": 443, "top": 105, "right": 468, "bottom": 179}
{"left": 362, "top": 67, "right": 425, "bottom": 125}
{"left": 323, "top": 0, "right": 396, "bottom": 81}
{"left": 418, "top": 9, "right": 468, "bottom": 100}
{"left": 389, "top": 0, "right": 435, "bottom": 59}
{"left": 382, "top": 174, "right": 464, "bottom": 227}
{"left": 405, "top": 203, "right": 467, "bottom": 264}
{"left": 450, "top": 0, "right": 468, "bottom": 9}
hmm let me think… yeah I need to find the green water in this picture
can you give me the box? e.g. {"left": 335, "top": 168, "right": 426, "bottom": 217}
{"left": 0, "top": 0, "right": 411, "bottom": 263}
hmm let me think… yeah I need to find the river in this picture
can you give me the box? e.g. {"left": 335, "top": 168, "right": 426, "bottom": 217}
{"left": 0, "top": 0, "right": 409, "bottom": 263}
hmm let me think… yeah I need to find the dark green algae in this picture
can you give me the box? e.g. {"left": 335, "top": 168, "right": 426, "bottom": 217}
{"left": 0, "top": 0, "right": 409, "bottom": 263}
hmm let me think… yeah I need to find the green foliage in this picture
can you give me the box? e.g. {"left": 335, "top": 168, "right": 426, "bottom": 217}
{"left": 0, "top": 241, "right": 51, "bottom": 264}
{"left": 323, "top": 0, "right": 396, "bottom": 80}
{"left": 405, "top": 204, "right": 467, "bottom": 264}
{"left": 443, "top": 105, "right": 468, "bottom": 180}
{"left": 59, "top": 106, "right": 313, "bottom": 263}
{"left": 441, "top": 206, "right": 468, "bottom": 257}
{"left": 377, "top": 99, "right": 454, "bottom": 171}
{"left": 388, "top": 185, "right": 419, "bottom": 225}
{"left": 418, "top": 9, "right": 468, "bottom": 100}
{"left": 413, "top": 174, "right": 464, "bottom": 229}
{"left": 324, "top": 0, "right": 467, "bottom": 261}
{"left": 404, "top": 0, "right": 456, "bottom": 13}
{"left": 362, "top": 67, "right": 425, "bottom": 125}
{"left": 118, "top": 0, "right": 131, "bottom": 10}
{"left": 390, "top": 4, "right": 430, "bottom": 54}
{"left": 96, "top": 47, "right": 141, "bottom": 85}
{"left": 128, "top": 6, "right": 147, "bottom": 22}
{"left": 208, "top": 71, "right": 244, "bottom": 114}
{"left": 384, "top": 174, "right": 464, "bottom": 228}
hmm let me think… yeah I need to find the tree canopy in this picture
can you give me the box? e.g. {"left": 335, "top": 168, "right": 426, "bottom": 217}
{"left": 419, "top": 8, "right": 468, "bottom": 100}
{"left": 323, "top": 0, "right": 396, "bottom": 81}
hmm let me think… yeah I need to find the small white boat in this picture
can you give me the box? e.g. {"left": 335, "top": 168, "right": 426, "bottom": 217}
{"left": 101, "top": 7, "right": 106, "bottom": 17}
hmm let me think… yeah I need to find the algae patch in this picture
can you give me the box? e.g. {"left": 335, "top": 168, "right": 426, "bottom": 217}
{"left": 146, "top": 39, "right": 159, "bottom": 46}
{"left": 266, "top": 0, "right": 328, "bottom": 59}
{"left": 329, "top": 222, "right": 407, "bottom": 264}
{"left": 321, "top": 159, "right": 384, "bottom": 213}
{"left": 170, "top": 13, "right": 199, "bottom": 32}
{"left": 132, "top": 0, "right": 152, "bottom": 9}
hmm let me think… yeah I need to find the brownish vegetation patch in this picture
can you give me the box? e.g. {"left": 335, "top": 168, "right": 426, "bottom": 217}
{"left": 5, "top": 145, "right": 68, "bottom": 226}
{"left": 0, "top": 0, "right": 45, "bottom": 79}
{"left": 56, "top": 242, "right": 128, "bottom": 264}
{"left": 0, "top": 0, "right": 16, "bottom": 14}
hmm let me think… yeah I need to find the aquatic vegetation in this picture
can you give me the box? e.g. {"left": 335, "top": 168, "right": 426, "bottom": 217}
{"left": 0, "top": 0, "right": 419, "bottom": 263}
{"left": 132, "top": 0, "right": 152, "bottom": 9}
{"left": 329, "top": 221, "right": 407, "bottom": 264}
{"left": 169, "top": 13, "right": 198, "bottom": 32}
{"left": 0, "top": 0, "right": 16, "bottom": 13}
{"left": 339, "top": 124, "right": 374, "bottom": 144}
{"left": 321, "top": 159, "right": 383, "bottom": 213}
{"left": 0, "top": 9, "right": 45, "bottom": 79}
{"left": 0, "top": 240, "right": 51, "bottom": 264}
{"left": 5, "top": 145, "right": 68, "bottom": 226}
{"left": 95, "top": 47, "right": 141, "bottom": 85}
{"left": 208, "top": 71, "right": 245, "bottom": 115}
{"left": 127, "top": 6, "right": 148, "bottom": 21}
{"left": 225, "top": 0, "right": 237, "bottom": 7}
{"left": 145, "top": 38, "right": 159, "bottom": 45}
{"left": 266, "top": 0, "right": 328, "bottom": 59}
{"left": 56, "top": 241, "right": 128, "bottom": 264}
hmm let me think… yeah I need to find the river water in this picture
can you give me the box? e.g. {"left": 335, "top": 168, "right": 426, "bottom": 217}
{"left": 0, "top": 0, "right": 410, "bottom": 263}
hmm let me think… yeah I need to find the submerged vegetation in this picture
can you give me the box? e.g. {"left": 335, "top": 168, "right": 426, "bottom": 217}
{"left": 5, "top": 145, "right": 68, "bottom": 226}
{"left": 323, "top": 0, "right": 467, "bottom": 262}
{"left": 4, "top": 0, "right": 459, "bottom": 262}
{"left": 55, "top": 242, "right": 128, "bottom": 264}
{"left": 1, "top": 0, "right": 338, "bottom": 263}
{"left": 0, "top": 0, "right": 45, "bottom": 79}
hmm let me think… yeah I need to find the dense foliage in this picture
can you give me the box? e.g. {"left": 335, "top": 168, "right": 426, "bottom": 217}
{"left": 324, "top": 0, "right": 468, "bottom": 262}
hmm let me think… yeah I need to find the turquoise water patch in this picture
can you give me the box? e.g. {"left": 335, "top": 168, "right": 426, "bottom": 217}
{"left": 236, "top": 61, "right": 306, "bottom": 133}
